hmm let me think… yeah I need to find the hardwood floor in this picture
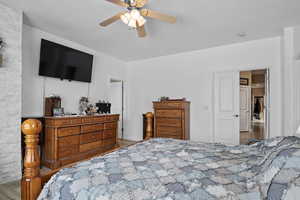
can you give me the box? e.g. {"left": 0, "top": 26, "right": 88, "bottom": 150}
{"left": 240, "top": 121, "right": 264, "bottom": 145}
{"left": 0, "top": 181, "right": 20, "bottom": 200}
{"left": 118, "top": 138, "right": 137, "bottom": 147}
{"left": 0, "top": 139, "right": 136, "bottom": 200}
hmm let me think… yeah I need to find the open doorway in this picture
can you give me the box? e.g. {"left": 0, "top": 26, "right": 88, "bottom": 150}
{"left": 239, "top": 69, "right": 269, "bottom": 144}
{"left": 109, "top": 78, "right": 124, "bottom": 140}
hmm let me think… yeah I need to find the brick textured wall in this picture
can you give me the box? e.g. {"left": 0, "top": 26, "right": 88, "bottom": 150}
{"left": 0, "top": 3, "right": 22, "bottom": 184}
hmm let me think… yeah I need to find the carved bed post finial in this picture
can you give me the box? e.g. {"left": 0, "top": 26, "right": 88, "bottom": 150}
{"left": 21, "top": 119, "right": 42, "bottom": 200}
{"left": 145, "top": 112, "right": 154, "bottom": 139}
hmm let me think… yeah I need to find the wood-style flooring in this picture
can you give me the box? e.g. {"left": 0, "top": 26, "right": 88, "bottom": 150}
{"left": 0, "top": 139, "right": 137, "bottom": 200}
{"left": 0, "top": 181, "right": 20, "bottom": 200}
{"left": 240, "top": 121, "right": 264, "bottom": 145}
{"left": 118, "top": 139, "right": 137, "bottom": 147}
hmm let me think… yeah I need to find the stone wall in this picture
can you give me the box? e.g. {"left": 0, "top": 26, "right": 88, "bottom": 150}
{"left": 0, "top": 3, "right": 22, "bottom": 184}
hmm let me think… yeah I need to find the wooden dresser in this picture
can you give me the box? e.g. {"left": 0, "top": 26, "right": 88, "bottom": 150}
{"left": 43, "top": 114, "right": 119, "bottom": 169}
{"left": 153, "top": 100, "right": 190, "bottom": 140}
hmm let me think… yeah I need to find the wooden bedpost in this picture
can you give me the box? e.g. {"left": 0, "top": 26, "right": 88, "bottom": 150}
{"left": 145, "top": 112, "right": 154, "bottom": 139}
{"left": 21, "top": 119, "right": 42, "bottom": 200}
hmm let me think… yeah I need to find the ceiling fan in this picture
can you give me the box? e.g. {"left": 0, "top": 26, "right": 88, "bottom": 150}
{"left": 100, "top": 0, "right": 176, "bottom": 38}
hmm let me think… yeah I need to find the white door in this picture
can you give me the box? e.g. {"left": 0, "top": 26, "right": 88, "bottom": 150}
{"left": 240, "top": 86, "right": 251, "bottom": 132}
{"left": 214, "top": 71, "right": 240, "bottom": 145}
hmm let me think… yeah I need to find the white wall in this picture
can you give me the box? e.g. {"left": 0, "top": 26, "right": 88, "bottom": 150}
{"left": 294, "top": 27, "right": 300, "bottom": 132}
{"left": 21, "top": 24, "right": 295, "bottom": 143}
{"left": 294, "top": 27, "right": 300, "bottom": 60}
{"left": 126, "top": 37, "right": 282, "bottom": 142}
{"left": 282, "top": 28, "right": 296, "bottom": 137}
{"left": 281, "top": 26, "right": 300, "bottom": 136}
{"left": 22, "top": 25, "right": 126, "bottom": 117}
{"left": 0, "top": 3, "right": 22, "bottom": 184}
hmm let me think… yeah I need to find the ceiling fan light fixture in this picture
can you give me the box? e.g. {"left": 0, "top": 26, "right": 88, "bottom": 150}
{"left": 128, "top": 18, "right": 137, "bottom": 28}
{"left": 137, "top": 16, "right": 146, "bottom": 26}
{"left": 121, "top": 9, "right": 146, "bottom": 28}
{"left": 121, "top": 13, "right": 131, "bottom": 24}
{"left": 130, "top": 9, "right": 141, "bottom": 20}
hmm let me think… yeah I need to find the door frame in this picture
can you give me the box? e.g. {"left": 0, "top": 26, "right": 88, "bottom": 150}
{"left": 240, "top": 85, "right": 251, "bottom": 132}
{"left": 212, "top": 67, "right": 271, "bottom": 144}
{"left": 264, "top": 69, "right": 270, "bottom": 139}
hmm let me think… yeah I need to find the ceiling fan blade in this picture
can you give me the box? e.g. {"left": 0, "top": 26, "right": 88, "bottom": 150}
{"left": 105, "top": 0, "right": 128, "bottom": 8}
{"left": 135, "top": 0, "right": 148, "bottom": 8}
{"left": 141, "top": 9, "right": 176, "bottom": 24}
{"left": 100, "top": 12, "right": 126, "bottom": 27}
{"left": 136, "top": 23, "right": 146, "bottom": 38}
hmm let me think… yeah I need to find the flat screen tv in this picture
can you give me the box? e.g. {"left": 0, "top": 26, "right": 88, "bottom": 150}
{"left": 39, "top": 39, "right": 94, "bottom": 83}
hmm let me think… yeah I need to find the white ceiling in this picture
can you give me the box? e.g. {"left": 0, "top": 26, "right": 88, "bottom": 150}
{"left": 2, "top": 0, "right": 300, "bottom": 61}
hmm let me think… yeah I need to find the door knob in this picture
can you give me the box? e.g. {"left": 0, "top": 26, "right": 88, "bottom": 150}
{"left": 233, "top": 114, "right": 239, "bottom": 118}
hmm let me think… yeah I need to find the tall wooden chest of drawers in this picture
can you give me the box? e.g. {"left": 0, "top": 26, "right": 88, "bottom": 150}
{"left": 153, "top": 101, "right": 190, "bottom": 140}
{"left": 43, "top": 114, "right": 119, "bottom": 169}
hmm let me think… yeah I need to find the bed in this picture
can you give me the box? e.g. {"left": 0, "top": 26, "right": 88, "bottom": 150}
{"left": 21, "top": 119, "right": 300, "bottom": 200}
{"left": 36, "top": 136, "right": 300, "bottom": 200}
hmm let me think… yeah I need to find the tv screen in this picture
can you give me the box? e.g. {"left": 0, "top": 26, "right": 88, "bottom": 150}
{"left": 39, "top": 39, "right": 94, "bottom": 83}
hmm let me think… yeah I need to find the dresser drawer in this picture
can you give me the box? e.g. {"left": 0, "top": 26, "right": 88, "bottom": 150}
{"left": 82, "top": 117, "right": 106, "bottom": 124}
{"left": 157, "top": 126, "right": 182, "bottom": 136}
{"left": 49, "top": 118, "right": 82, "bottom": 127}
{"left": 157, "top": 135, "right": 182, "bottom": 139}
{"left": 58, "top": 135, "right": 80, "bottom": 146}
{"left": 58, "top": 126, "right": 81, "bottom": 137}
{"left": 58, "top": 135, "right": 79, "bottom": 158}
{"left": 79, "top": 141, "right": 102, "bottom": 153}
{"left": 104, "top": 122, "right": 117, "bottom": 130}
{"left": 94, "top": 117, "right": 106, "bottom": 123}
{"left": 156, "top": 118, "right": 182, "bottom": 128}
{"left": 106, "top": 115, "right": 119, "bottom": 122}
{"left": 80, "top": 132, "right": 102, "bottom": 144}
{"left": 103, "top": 129, "right": 116, "bottom": 139}
{"left": 82, "top": 117, "right": 96, "bottom": 124}
{"left": 103, "top": 138, "right": 116, "bottom": 147}
{"left": 81, "top": 124, "right": 104, "bottom": 133}
{"left": 153, "top": 102, "right": 185, "bottom": 109}
{"left": 156, "top": 109, "right": 182, "bottom": 118}
{"left": 69, "top": 118, "right": 82, "bottom": 125}
{"left": 58, "top": 145, "right": 79, "bottom": 158}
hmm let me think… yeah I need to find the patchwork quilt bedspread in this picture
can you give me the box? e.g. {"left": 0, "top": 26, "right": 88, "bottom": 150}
{"left": 39, "top": 137, "right": 300, "bottom": 200}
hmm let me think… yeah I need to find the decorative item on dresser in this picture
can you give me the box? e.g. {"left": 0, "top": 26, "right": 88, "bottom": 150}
{"left": 42, "top": 114, "right": 119, "bottom": 169}
{"left": 153, "top": 99, "right": 190, "bottom": 140}
{"left": 44, "top": 96, "right": 62, "bottom": 116}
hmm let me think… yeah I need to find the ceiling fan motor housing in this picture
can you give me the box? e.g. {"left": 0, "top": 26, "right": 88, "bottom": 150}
{"left": 124, "top": 0, "right": 143, "bottom": 10}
